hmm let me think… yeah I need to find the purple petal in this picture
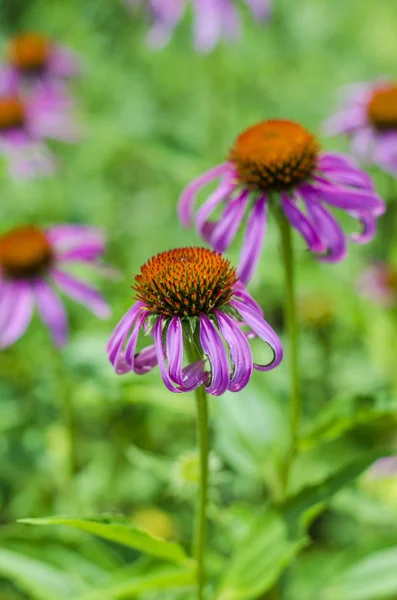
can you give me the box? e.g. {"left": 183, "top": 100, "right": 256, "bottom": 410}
{"left": 281, "top": 193, "right": 325, "bottom": 253}
{"left": 216, "top": 310, "right": 253, "bottom": 392}
{"left": 193, "top": 0, "right": 226, "bottom": 52}
{"left": 299, "top": 189, "right": 347, "bottom": 262}
{"left": 244, "top": 0, "right": 272, "bottom": 19}
{"left": 318, "top": 152, "right": 366, "bottom": 173}
{"left": 349, "top": 210, "right": 377, "bottom": 244}
{"left": 153, "top": 317, "right": 182, "bottom": 393}
{"left": 107, "top": 302, "right": 146, "bottom": 361}
{"left": 199, "top": 314, "right": 230, "bottom": 396}
{"left": 196, "top": 179, "right": 236, "bottom": 240}
{"left": 48, "top": 45, "right": 81, "bottom": 77}
{"left": 124, "top": 311, "right": 150, "bottom": 367}
{"left": 34, "top": 279, "right": 68, "bottom": 347}
{"left": 302, "top": 181, "right": 385, "bottom": 216}
{"left": 178, "top": 163, "right": 232, "bottom": 227}
{"left": 372, "top": 131, "right": 397, "bottom": 174}
{"left": 0, "top": 281, "right": 34, "bottom": 348}
{"left": 165, "top": 316, "right": 208, "bottom": 390}
{"left": 134, "top": 344, "right": 158, "bottom": 374}
{"left": 322, "top": 107, "right": 367, "bottom": 135}
{"left": 51, "top": 269, "right": 110, "bottom": 318}
{"left": 231, "top": 299, "right": 283, "bottom": 371}
{"left": 350, "top": 128, "right": 376, "bottom": 162}
{"left": 238, "top": 194, "right": 267, "bottom": 286}
{"left": 233, "top": 283, "right": 264, "bottom": 316}
{"left": 47, "top": 225, "right": 106, "bottom": 260}
{"left": 210, "top": 190, "right": 250, "bottom": 252}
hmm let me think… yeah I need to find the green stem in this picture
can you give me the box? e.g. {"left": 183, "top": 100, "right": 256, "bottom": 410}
{"left": 276, "top": 208, "right": 301, "bottom": 495}
{"left": 193, "top": 384, "right": 209, "bottom": 600}
{"left": 52, "top": 348, "right": 79, "bottom": 477}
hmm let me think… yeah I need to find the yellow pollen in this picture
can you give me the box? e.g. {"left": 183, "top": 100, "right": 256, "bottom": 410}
{"left": 0, "top": 226, "right": 53, "bottom": 279}
{"left": 228, "top": 119, "right": 320, "bottom": 192}
{"left": 8, "top": 33, "right": 50, "bottom": 72}
{"left": 0, "top": 96, "right": 25, "bottom": 131}
{"left": 368, "top": 85, "right": 397, "bottom": 130}
{"left": 133, "top": 247, "right": 238, "bottom": 317}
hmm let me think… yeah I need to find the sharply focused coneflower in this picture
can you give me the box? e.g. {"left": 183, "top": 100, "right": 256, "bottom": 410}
{"left": 6, "top": 32, "right": 79, "bottom": 86}
{"left": 358, "top": 262, "right": 397, "bottom": 307}
{"left": 324, "top": 81, "right": 397, "bottom": 174}
{"left": 128, "top": 0, "right": 271, "bottom": 52}
{"left": 179, "top": 119, "right": 385, "bottom": 284}
{"left": 0, "top": 76, "right": 80, "bottom": 177}
{"left": 107, "top": 247, "right": 282, "bottom": 395}
{"left": 0, "top": 225, "right": 110, "bottom": 348}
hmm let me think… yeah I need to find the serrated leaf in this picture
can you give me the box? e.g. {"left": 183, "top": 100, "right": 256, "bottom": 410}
{"left": 321, "top": 547, "right": 397, "bottom": 600}
{"left": 18, "top": 516, "right": 190, "bottom": 565}
{"left": 0, "top": 548, "right": 85, "bottom": 600}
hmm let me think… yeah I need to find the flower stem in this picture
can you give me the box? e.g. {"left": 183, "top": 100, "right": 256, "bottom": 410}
{"left": 276, "top": 208, "right": 301, "bottom": 495}
{"left": 193, "top": 384, "right": 209, "bottom": 600}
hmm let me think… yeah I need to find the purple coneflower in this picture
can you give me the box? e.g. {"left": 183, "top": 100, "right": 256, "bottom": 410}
{"left": 107, "top": 247, "right": 282, "bottom": 395}
{"left": 0, "top": 80, "right": 80, "bottom": 178}
{"left": 6, "top": 32, "right": 79, "bottom": 87}
{"left": 357, "top": 262, "right": 397, "bottom": 307}
{"left": 129, "top": 0, "right": 271, "bottom": 52}
{"left": 179, "top": 119, "right": 385, "bottom": 284}
{"left": 0, "top": 225, "right": 110, "bottom": 348}
{"left": 324, "top": 81, "right": 397, "bottom": 174}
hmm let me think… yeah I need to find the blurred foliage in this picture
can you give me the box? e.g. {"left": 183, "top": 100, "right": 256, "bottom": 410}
{"left": 1, "top": 0, "right": 397, "bottom": 598}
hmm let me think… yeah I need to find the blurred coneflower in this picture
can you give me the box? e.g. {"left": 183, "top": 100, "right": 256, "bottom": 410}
{"left": 107, "top": 247, "right": 282, "bottom": 395}
{"left": 357, "top": 262, "right": 397, "bottom": 307}
{"left": 0, "top": 224, "right": 110, "bottom": 348}
{"left": 179, "top": 119, "right": 385, "bottom": 284}
{"left": 6, "top": 32, "right": 79, "bottom": 86}
{"left": 0, "top": 76, "right": 81, "bottom": 178}
{"left": 324, "top": 81, "right": 397, "bottom": 174}
{"left": 128, "top": 0, "right": 271, "bottom": 52}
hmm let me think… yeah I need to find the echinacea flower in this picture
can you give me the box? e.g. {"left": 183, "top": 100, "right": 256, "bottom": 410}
{"left": 0, "top": 80, "right": 80, "bottom": 178}
{"left": 128, "top": 0, "right": 271, "bottom": 52}
{"left": 107, "top": 247, "right": 282, "bottom": 395}
{"left": 6, "top": 32, "right": 79, "bottom": 87}
{"left": 324, "top": 81, "right": 397, "bottom": 174}
{"left": 179, "top": 120, "right": 385, "bottom": 284}
{"left": 357, "top": 262, "right": 397, "bottom": 307}
{"left": 0, "top": 225, "right": 110, "bottom": 348}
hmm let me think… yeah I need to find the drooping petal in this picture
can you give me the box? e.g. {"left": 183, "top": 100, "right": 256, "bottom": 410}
{"left": 0, "top": 281, "right": 34, "bottom": 348}
{"left": 238, "top": 194, "right": 267, "bottom": 285}
{"left": 299, "top": 189, "right": 347, "bottom": 262}
{"left": 107, "top": 302, "right": 146, "bottom": 361}
{"left": 302, "top": 181, "right": 385, "bottom": 216}
{"left": 124, "top": 311, "right": 150, "bottom": 367}
{"left": 195, "top": 179, "right": 236, "bottom": 239}
{"left": 231, "top": 299, "right": 283, "bottom": 371}
{"left": 51, "top": 269, "right": 110, "bottom": 318}
{"left": 216, "top": 310, "right": 253, "bottom": 392}
{"left": 165, "top": 316, "right": 207, "bottom": 390}
{"left": 372, "top": 131, "right": 397, "bottom": 173}
{"left": 210, "top": 190, "right": 250, "bottom": 252}
{"left": 46, "top": 225, "right": 105, "bottom": 254}
{"left": 199, "top": 314, "right": 230, "bottom": 396}
{"left": 146, "top": 0, "right": 186, "bottom": 48}
{"left": 281, "top": 193, "right": 325, "bottom": 253}
{"left": 178, "top": 163, "right": 232, "bottom": 227}
{"left": 153, "top": 317, "right": 182, "bottom": 393}
{"left": 233, "top": 283, "right": 264, "bottom": 316}
{"left": 134, "top": 344, "right": 158, "bottom": 374}
{"left": 34, "top": 279, "right": 68, "bottom": 346}
{"left": 349, "top": 210, "right": 377, "bottom": 244}
{"left": 193, "top": 0, "right": 226, "bottom": 52}
{"left": 322, "top": 107, "right": 367, "bottom": 135}
{"left": 244, "top": 0, "right": 272, "bottom": 19}
{"left": 48, "top": 45, "right": 81, "bottom": 77}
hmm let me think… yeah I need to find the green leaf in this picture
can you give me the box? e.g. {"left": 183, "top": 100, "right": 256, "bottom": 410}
{"left": 80, "top": 563, "right": 195, "bottom": 600}
{"left": 321, "top": 547, "right": 397, "bottom": 600}
{"left": 0, "top": 548, "right": 85, "bottom": 600}
{"left": 217, "top": 509, "right": 306, "bottom": 600}
{"left": 18, "top": 516, "right": 191, "bottom": 565}
{"left": 217, "top": 448, "right": 392, "bottom": 600}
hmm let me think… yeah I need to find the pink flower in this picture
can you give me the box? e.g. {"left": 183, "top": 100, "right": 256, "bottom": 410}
{"left": 0, "top": 225, "right": 111, "bottom": 348}
{"left": 129, "top": 0, "right": 271, "bottom": 52}
{"left": 179, "top": 119, "right": 385, "bottom": 285}
{"left": 357, "top": 262, "right": 397, "bottom": 307}
{"left": 0, "top": 75, "right": 81, "bottom": 178}
{"left": 324, "top": 81, "right": 397, "bottom": 174}
{"left": 107, "top": 247, "right": 282, "bottom": 395}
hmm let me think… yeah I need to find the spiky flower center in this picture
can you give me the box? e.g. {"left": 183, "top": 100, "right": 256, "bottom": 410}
{"left": 0, "top": 97, "right": 25, "bottom": 131}
{"left": 8, "top": 33, "right": 50, "bottom": 73}
{"left": 228, "top": 120, "right": 320, "bottom": 192}
{"left": 133, "top": 247, "right": 237, "bottom": 317}
{"left": 0, "top": 226, "right": 53, "bottom": 279}
{"left": 368, "top": 85, "right": 397, "bottom": 130}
